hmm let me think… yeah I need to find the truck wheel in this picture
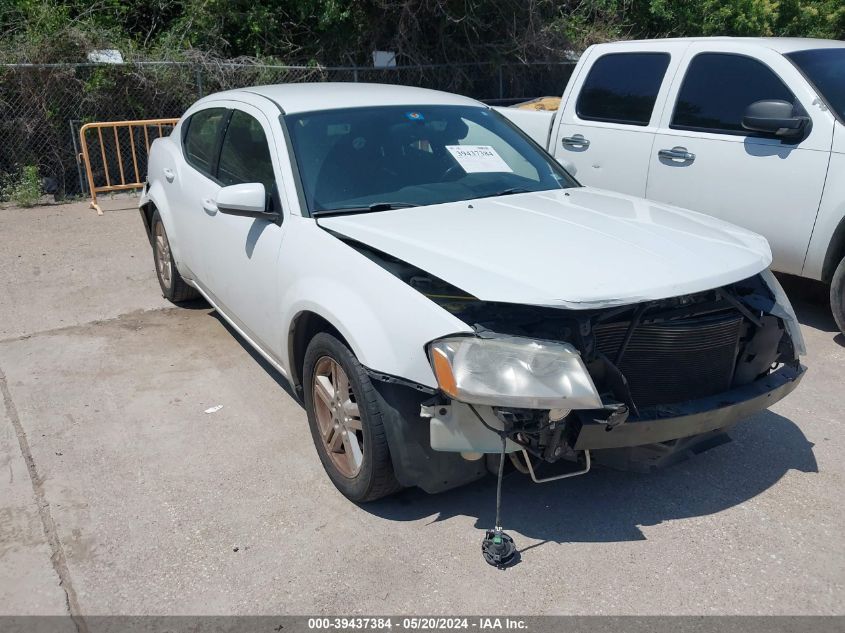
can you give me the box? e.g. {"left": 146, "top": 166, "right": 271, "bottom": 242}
{"left": 831, "top": 256, "right": 845, "bottom": 335}
{"left": 151, "top": 210, "right": 200, "bottom": 303}
{"left": 303, "top": 332, "right": 401, "bottom": 502}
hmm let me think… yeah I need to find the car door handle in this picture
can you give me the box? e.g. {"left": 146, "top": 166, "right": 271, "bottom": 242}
{"left": 162, "top": 168, "right": 175, "bottom": 182}
{"left": 658, "top": 146, "right": 696, "bottom": 162}
{"left": 561, "top": 134, "right": 590, "bottom": 149}
{"left": 201, "top": 198, "right": 218, "bottom": 215}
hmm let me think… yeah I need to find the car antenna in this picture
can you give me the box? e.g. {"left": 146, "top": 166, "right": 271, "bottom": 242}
{"left": 481, "top": 433, "right": 519, "bottom": 568}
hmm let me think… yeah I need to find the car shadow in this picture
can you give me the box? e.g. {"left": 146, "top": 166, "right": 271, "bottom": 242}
{"left": 363, "top": 411, "right": 816, "bottom": 545}
{"left": 208, "top": 311, "right": 303, "bottom": 403}
{"left": 176, "top": 297, "right": 212, "bottom": 310}
{"left": 245, "top": 219, "right": 271, "bottom": 259}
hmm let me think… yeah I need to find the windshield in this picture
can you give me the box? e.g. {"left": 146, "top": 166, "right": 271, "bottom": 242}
{"left": 284, "top": 105, "right": 576, "bottom": 214}
{"left": 787, "top": 48, "right": 845, "bottom": 122}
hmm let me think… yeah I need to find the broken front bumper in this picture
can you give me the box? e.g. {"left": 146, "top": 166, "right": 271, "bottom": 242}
{"left": 573, "top": 363, "right": 805, "bottom": 450}
{"left": 426, "top": 362, "right": 805, "bottom": 458}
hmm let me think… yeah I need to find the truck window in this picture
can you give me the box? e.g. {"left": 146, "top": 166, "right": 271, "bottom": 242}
{"left": 671, "top": 53, "right": 795, "bottom": 135}
{"left": 575, "top": 53, "right": 671, "bottom": 126}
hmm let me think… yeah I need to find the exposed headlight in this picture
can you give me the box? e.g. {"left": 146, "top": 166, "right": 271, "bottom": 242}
{"left": 760, "top": 270, "right": 806, "bottom": 357}
{"left": 427, "top": 335, "right": 602, "bottom": 409}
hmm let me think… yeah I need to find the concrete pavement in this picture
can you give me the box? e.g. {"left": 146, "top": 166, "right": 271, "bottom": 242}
{"left": 0, "top": 197, "right": 843, "bottom": 616}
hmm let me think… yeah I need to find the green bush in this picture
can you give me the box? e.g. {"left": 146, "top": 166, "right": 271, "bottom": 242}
{"left": 3, "top": 165, "right": 42, "bottom": 207}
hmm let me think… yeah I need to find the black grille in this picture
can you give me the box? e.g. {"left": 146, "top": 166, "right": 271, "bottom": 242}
{"left": 594, "top": 312, "right": 744, "bottom": 408}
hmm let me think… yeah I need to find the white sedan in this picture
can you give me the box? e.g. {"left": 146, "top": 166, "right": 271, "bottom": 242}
{"left": 140, "top": 83, "right": 805, "bottom": 505}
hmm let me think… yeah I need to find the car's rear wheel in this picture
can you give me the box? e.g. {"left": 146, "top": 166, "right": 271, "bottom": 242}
{"left": 303, "top": 332, "right": 401, "bottom": 502}
{"left": 151, "top": 210, "right": 200, "bottom": 303}
{"left": 831, "top": 256, "right": 845, "bottom": 335}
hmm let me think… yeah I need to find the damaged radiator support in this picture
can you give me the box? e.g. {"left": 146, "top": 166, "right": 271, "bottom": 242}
{"left": 460, "top": 280, "right": 789, "bottom": 473}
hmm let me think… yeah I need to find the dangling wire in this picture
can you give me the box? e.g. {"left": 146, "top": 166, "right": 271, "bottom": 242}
{"left": 469, "top": 403, "right": 519, "bottom": 568}
{"left": 495, "top": 432, "right": 506, "bottom": 530}
{"left": 468, "top": 403, "right": 508, "bottom": 529}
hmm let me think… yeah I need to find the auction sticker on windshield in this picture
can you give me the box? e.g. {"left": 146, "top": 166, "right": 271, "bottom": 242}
{"left": 446, "top": 145, "right": 513, "bottom": 173}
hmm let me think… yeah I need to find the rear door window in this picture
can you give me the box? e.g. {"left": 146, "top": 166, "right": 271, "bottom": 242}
{"left": 671, "top": 53, "right": 796, "bottom": 134}
{"left": 183, "top": 108, "right": 226, "bottom": 176}
{"left": 576, "top": 53, "right": 671, "bottom": 126}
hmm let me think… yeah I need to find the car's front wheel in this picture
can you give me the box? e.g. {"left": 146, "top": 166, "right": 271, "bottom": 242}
{"left": 303, "top": 332, "right": 401, "bottom": 502}
{"left": 151, "top": 210, "right": 199, "bottom": 303}
{"left": 831, "top": 255, "right": 845, "bottom": 335}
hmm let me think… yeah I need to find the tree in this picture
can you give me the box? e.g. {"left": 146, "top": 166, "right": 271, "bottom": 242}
{"left": 1, "top": 0, "right": 842, "bottom": 64}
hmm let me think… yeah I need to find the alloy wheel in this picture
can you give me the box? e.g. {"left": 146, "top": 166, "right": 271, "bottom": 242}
{"left": 154, "top": 222, "right": 173, "bottom": 290}
{"left": 312, "top": 356, "right": 364, "bottom": 478}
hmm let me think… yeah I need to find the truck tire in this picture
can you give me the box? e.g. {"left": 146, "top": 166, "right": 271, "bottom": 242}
{"left": 831, "top": 256, "right": 845, "bottom": 335}
{"left": 303, "top": 332, "right": 401, "bottom": 502}
{"left": 151, "top": 210, "right": 200, "bottom": 303}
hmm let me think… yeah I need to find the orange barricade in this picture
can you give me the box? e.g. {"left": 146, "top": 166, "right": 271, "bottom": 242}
{"left": 78, "top": 118, "right": 178, "bottom": 214}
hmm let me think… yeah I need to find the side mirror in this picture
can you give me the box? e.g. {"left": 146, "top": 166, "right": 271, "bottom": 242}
{"left": 742, "top": 100, "right": 809, "bottom": 139}
{"left": 216, "top": 183, "right": 278, "bottom": 221}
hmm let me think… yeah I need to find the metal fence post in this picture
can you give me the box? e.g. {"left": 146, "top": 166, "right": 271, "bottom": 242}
{"left": 69, "top": 119, "right": 87, "bottom": 195}
{"left": 353, "top": 64, "right": 359, "bottom": 82}
{"left": 498, "top": 64, "right": 504, "bottom": 100}
{"left": 195, "top": 65, "right": 204, "bottom": 98}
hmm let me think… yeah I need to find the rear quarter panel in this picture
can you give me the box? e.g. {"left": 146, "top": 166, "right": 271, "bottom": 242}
{"left": 140, "top": 134, "right": 194, "bottom": 277}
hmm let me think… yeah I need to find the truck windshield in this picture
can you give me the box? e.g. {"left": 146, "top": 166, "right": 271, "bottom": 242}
{"left": 787, "top": 48, "right": 845, "bottom": 122}
{"left": 284, "top": 105, "right": 576, "bottom": 215}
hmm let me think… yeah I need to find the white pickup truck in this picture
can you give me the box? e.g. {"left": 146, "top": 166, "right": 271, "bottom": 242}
{"left": 499, "top": 37, "right": 845, "bottom": 334}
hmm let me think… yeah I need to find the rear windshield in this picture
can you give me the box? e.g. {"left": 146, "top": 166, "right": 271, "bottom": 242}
{"left": 787, "top": 48, "right": 845, "bottom": 122}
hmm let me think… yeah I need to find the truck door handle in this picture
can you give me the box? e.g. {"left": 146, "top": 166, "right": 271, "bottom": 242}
{"left": 561, "top": 134, "right": 590, "bottom": 149}
{"left": 658, "top": 146, "right": 696, "bottom": 162}
{"left": 201, "top": 198, "right": 218, "bottom": 215}
{"left": 162, "top": 168, "right": 175, "bottom": 182}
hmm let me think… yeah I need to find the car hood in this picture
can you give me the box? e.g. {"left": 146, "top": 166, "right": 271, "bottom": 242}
{"left": 317, "top": 187, "right": 772, "bottom": 309}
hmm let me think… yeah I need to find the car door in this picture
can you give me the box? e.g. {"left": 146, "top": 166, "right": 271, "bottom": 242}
{"left": 552, "top": 44, "right": 687, "bottom": 197}
{"left": 171, "top": 106, "right": 228, "bottom": 281}
{"left": 197, "top": 103, "right": 288, "bottom": 355}
{"left": 645, "top": 43, "right": 833, "bottom": 275}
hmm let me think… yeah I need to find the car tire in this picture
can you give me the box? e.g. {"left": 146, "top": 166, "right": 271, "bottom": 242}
{"left": 831, "top": 256, "right": 845, "bottom": 335}
{"left": 303, "top": 332, "right": 401, "bottom": 502}
{"left": 151, "top": 210, "right": 200, "bottom": 303}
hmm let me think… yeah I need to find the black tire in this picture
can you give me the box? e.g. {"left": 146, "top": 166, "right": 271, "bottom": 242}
{"left": 831, "top": 256, "right": 845, "bottom": 335}
{"left": 150, "top": 210, "right": 200, "bottom": 303}
{"left": 303, "top": 332, "right": 401, "bottom": 502}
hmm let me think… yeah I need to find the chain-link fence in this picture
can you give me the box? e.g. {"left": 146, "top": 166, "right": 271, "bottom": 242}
{"left": 0, "top": 60, "right": 575, "bottom": 199}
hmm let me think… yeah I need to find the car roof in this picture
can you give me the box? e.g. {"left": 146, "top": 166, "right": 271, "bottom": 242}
{"left": 597, "top": 36, "right": 845, "bottom": 54}
{"left": 206, "top": 82, "right": 483, "bottom": 114}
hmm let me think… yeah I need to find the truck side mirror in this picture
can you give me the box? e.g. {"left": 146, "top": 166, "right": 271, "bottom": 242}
{"left": 742, "top": 100, "right": 809, "bottom": 139}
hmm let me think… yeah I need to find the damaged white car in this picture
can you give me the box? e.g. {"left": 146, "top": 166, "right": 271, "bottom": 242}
{"left": 140, "top": 84, "right": 805, "bottom": 515}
